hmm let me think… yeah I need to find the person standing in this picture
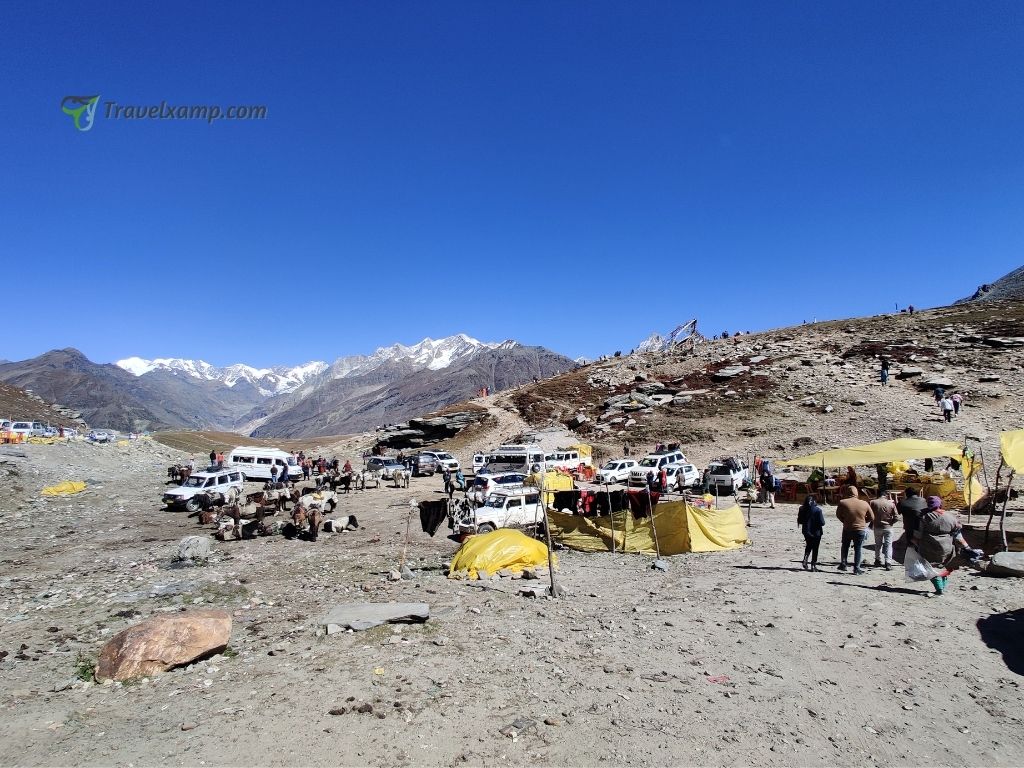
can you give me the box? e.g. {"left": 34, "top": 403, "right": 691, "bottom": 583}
{"left": 870, "top": 494, "right": 899, "bottom": 570}
{"left": 879, "top": 359, "right": 890, "bottom": 386}
{"left": 187, "top": 457, "right": 196, "bottom": 473}
{"left": 836, "top": 486, "right": 874, "bottom": 574}
{"left": 270, "top": 463, "right": 279, "bottom": 484}
{"left": 658, "top": 466, "right": 668, "bottom": 494}
{"left": 940, "top": 395, "right": 954, "bottom": 422}
{"left": 914, "top": 496, "right": 957, "bottom": 595}
{"left": 933, "top": 386, "right": 945, "bottom": 405}
{"left": 442, "top": 466, "right": 453, "bottom": 499}
{"left": 797, "top": 494, "right": 825, "bottom": 571}
{"left": 216, "top": 451, "right": 224, "bottom": 469}
{"left": 760, "top": 463, "right": 776, "bottom": 508}
{"left": 209, "top": 448, "right": 217, "bottom": 469}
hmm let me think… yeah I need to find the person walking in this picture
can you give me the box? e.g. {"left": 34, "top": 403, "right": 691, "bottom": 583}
{"left": 879, "top": 359, "right": 890, "bottom": 386}
{"left": 898, "top": 486, "right": 928, "bottom": 545}
{"left": 940, "top": 395, "right": 955, "bottom": 422}
{"left": 914, "top": 496, "right": 957, "bottom": 596}
{"left": 797, "top": 494, "right": 826, "bottom": 571}
{"left": 870, "top": 493, "right": 899, "bottom": 570}
{"left": 836, "top": 486, "right": 874, "bottom": 574}
{"left": 951, "top": 392, "right": 963, "bottom": 416}
{"left": 933, "top": 386, "right": 945, "bottom": 405}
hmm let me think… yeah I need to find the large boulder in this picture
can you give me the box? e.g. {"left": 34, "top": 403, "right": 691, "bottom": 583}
{"left": 896, "top": 367, "right": 924, "bottom": 379}
{"left": 712, "top": 365, "right": 749, "bottom": 381}
{"left": 95, "top": 609, "right": 232, "bottom": 681}
{"left": 919, "top": 376, "right": 954, "bottom": 390}
{"left": 988, "top": 551, "right": 1024, "bottom": 577}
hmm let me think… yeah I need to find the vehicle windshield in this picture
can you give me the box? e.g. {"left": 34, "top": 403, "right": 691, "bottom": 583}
{"left": 182, "top": 476, "right": 206, "bottom": 488}
{"left": 435, "top": 452, "right": 453, "bottom": 460}
{"left": 287, "top": 457, "right": 297, "bottom": 465}
{"left": 484, "top": 495, "right": 507, "bottom": 508}
{"left": 602, "top": 461, "right": 620, "bottom": 470}
{"left": 638, "top": 458, "right": 658, "bottom": 468}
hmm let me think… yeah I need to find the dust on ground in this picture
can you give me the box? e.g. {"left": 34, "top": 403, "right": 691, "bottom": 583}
{"left": 1, "top": 436, "right": 1022, "bottom": 767}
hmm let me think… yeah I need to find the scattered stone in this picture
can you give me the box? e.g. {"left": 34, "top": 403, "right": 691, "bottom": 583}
{"left": 321, "top": 603, "right": 430, "bottom": 633}
{"left": 500, "top": 718, "right": 538, "bottom": 738}
{"left": 180, "top": 722, "right": 198, "bottom": 731}
{"left": 328, "top": 707, "right": 348, "bottom": 716}
{"left": 713, "top": 365, "right": 749, "bottom": 381}
{"left": 987, "top": 552, "right": 1024, "bottom": 577}
{"left": 896, "top": 367, "right": 924, "bottom": 379}
{"left": 176, "top": 536, "right": 212, "bottom": 563}
{"left": 95, "top": 610, "right": 231, "bottom": 682}
{"left": 544, "top": 717, "right": 561, "bottom": 726}
{"left": 979, "top": 374, "right": 1001, "bottom": 382}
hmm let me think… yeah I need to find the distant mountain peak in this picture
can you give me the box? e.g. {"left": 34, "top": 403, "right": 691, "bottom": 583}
{"left": 115, "top": 356, "right": 327, "bottom": 395}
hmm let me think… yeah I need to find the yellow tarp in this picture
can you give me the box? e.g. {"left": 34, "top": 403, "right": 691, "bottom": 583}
{"left": 548, "top": 501, "right": 749, "bottom": 555}
{"left": 1001, "top": 430, "right": 1024, "bottom": 474}
{"left": 41, "top": 481, "right": 87, "bottom": 496}
{"left": 568, "top": 443, "right": 592, "bottom": 458}
{"left": 26, "top": 436, "right": 63, "bottom": 445}
{"left": 116, "top": 440, "right": 131, "bottom": 447}
{"left": 526, "top": 470, "right": 575, "bottom": 508}
{"left": 783, "top": 438, "right": 966, "bottom": 468}
{"left": 448, "top": 529, "right": 555, "bottom": 580}
{"left": 784, "top": 438, "right": 984, "bottom": 507}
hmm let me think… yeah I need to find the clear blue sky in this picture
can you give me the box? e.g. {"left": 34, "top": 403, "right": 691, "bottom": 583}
{"left": 3, "top": 1, "right": 1022, "bottom": 367}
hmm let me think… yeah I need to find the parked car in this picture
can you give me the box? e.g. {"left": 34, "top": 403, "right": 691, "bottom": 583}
{"left": 472, "top": 453, "right": 486, "bottom": 474}
{"left": 627, "top": 449, "right": 687, "bottom": 485}
{"left": 595, "top": 458, "right": 638, "bottom": 484}
{"left": 88, "top": 430, "right": 115, "bottom": 443}
{"left": 468, "top": 472, "right": 528, "bottom": 504}
{"left": 227, "top": 446, "right": 301, "bottom": 482}
{"left": 163, "top": 468, "right": 245, "bottom": 512}
{"left": 672, "top": 463, "right": 701, "bottom": 488}
{"left": 9, "top": 421, "right": 34, "bottom": 438}
{"left": 412, "top": 453, "right": 440, "bottom": 476}
{"left": 707, "top": 458, "right": 750, "bottom": 493}
{"left": 365, "top": 456, "right": 407, "bottom": 480}
{"left": 456, "top": 488, "right": 545, "bottom": 535}
{"left": 419, "top": 450, "right": 460, "bottom": 471}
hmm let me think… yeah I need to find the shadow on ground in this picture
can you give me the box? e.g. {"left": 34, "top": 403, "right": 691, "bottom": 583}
{"left": 977, "top": 608, "right": 1024, "bottom": 676}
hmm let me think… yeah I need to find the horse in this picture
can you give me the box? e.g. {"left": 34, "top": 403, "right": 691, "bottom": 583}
{"left": 393, "top": 468, "right": 412, "bottom": 488}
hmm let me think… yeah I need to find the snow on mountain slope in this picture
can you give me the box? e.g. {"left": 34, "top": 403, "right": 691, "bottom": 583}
{"left": 115, "top": 335, "right": 515, "bottom": 395}
{"left": 115, "top": 357, "right": 327, "bottom": 395}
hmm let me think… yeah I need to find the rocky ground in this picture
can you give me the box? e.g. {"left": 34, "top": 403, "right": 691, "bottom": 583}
{"left": 1, "top": 430, "right": 1022, "bottom": 767}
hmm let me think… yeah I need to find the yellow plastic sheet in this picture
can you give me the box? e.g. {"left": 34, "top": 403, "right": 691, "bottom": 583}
{"left": 548, "top": 501, "right": 749, "bottom": 555}
{"left": 1001, "top": 430, "right": 1024, "bottom": 474}
{"left": 568, "top": 443, "right": 592, "bottom": 458}
{"left": 448, "top": 529, "right": 554, "bottom": 580}
{"left": 41, "top": 481, "right": 87, "bottom": 496}
{"left": 783, "top": 438, "right": 966, "bottom": 468}
{"left": 525, "top": 470, "right": 575, "bottom": 508}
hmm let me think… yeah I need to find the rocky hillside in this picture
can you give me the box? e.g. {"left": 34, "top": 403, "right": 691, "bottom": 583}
{"left": 957, "top": 264, "right": 1024, "bottom": 303}
{"left": 499, "top": 300, "right": 1024, "bottom": 466}
{"left": 252, "top": 345, "right": 576, "bottom": 438}
{"left": 0, "top": 381, "right": 87, "bottom": 430}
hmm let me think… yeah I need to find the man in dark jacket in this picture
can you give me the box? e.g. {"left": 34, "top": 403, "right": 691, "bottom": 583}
{"left": 898, "top": 487, "right": 928, "bottom": 545}
{"left": 797, "top": 495, "right": 826, "bottom": 571}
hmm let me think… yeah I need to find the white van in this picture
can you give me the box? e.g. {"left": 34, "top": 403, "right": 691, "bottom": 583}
{"left": 480, "top": 444, "right": 546, "bottom": 476}
{"left": 227, "top": 446, "right": 300, "bottom": 482}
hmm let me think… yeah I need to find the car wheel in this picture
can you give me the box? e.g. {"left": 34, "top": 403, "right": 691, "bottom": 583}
{"left": 477, "top": 523, "right": 496, "bottom": 534}
{"left": 185, "top": 497, "right": 201, "bottom": 513}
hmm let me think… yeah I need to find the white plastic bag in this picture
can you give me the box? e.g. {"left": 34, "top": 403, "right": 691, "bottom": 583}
{"left": 904, "top": 546, "right": 939, "bottom": 582}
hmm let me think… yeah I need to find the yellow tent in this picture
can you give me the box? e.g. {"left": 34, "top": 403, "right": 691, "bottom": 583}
{"left": 41, "top": 481, "right": 87, "bottom": 496}
{"left": 448, "top": 529, "right": 555, "bottom": 580}
{"left": 548, "top": 500, "right": 749, "bottom": 555}
{"left": 783, "top": 438, "right": 983, "bottom": 508}
{"left": 1000, "top": 430, "right": 1024, "bottom": 474}
{"left": 525, "top": 470, "right": 575, "bottom": 508}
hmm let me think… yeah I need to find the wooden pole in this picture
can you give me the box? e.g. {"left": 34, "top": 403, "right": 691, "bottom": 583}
{"left": 539, "top": 471, "right": 560, "bottom": 598}
{"left": 998, "top": 471, "right": 1015, "bottom": 553}
{"left": 605, "top": 482, "right": 616, "bottom": 553}
{"left": 984, "top": 458, "right": 1005, "bottom": 548}
{"left": 646, "top": 487, "right": 662, "bottom": 561}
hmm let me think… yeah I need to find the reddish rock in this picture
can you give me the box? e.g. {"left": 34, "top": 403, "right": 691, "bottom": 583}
{"left": 95, "top": 609, "right": 231, "bottom": 681}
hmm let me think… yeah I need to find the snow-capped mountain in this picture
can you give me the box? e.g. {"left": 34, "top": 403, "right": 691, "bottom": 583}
{"left": 328, "top": 334, "right": 514, "bottom": 379}
{"left": 115, "top": 335, "right": 519, "bottom": 396}
{"left": 636, "top": 332, "right": 669, "bottom": 353}
{"left": 116, "top": 357, "right": 328, "bottom": 395}
{"left": 635, "top": 320, "right": 703, "bottom": 354}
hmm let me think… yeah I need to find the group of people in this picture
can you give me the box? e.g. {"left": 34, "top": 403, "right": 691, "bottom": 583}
{"left": 797, "top": 486, "right": 980, "bottom": 595}
{"left": 933, "top": 387, "right": 965, "bottom": 423}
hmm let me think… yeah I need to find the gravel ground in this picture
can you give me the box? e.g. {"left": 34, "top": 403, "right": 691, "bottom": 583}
{"left": 1, "top": 437, "right": 1022, "bottom": 767}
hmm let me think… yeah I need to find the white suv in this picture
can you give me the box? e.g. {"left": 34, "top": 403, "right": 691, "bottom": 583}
{"left": 420, "top": 451, "right": 460, "bottom": 471}
{"left": 163, "top": 469, "right": 245, "bottom": 512}
{"left": 456, "top": 488, "right": 545, "bottom": 535}
{"left": 595, "top": 459, "right": 638, "bottom": 484}
{"left": 628, "top": 450, "right": 687, "bottom": 485}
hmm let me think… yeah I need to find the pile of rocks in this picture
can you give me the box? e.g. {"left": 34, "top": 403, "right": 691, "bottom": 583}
{"left": 375, "top": 410, "right": 488, "bottom": 449}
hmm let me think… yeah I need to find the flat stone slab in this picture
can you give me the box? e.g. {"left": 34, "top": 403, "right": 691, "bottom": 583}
{"left": 322, "top": 602, "right": 430, "bottom": 633}
{"left": 988, "top": 552, "right": 1024, "bottom": 577}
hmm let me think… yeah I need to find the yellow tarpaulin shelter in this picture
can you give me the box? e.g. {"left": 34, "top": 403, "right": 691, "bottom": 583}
{"left": 1000, "top": 430, "right": 1024, "bottom": 474}
{"left": 568, "top": 443, "right": 592, "bottom": 458}
{"left": 526, "top": 470, "right": 575, "bottom": 508}
{"left": 448, "top": 529, "right": 555, "bottom": 580}
{"left": 548, "top": 500, "right": 749, "bottom": 555}
{"left": 783, "top": 438, "right": 983, "bottom": 508}
{"left": 41, "top": 481, "right": 87, "bottom": 496}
